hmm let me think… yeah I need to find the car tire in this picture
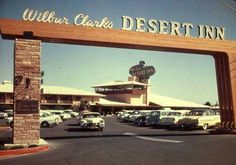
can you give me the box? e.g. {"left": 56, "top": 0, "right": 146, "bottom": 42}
{"left": 41, "top": 121, "right": 50, "bottom": 128}
{"left": 10, "top": 121, "right": 13, "bottom": 128}
{"left": 202, "top": 123, "right": 208, "bottom": 130}
{"left": 98, "top": 126, "right": 103, "bottom": 131}
{"left": 138, "top": 120, "right": 142, "bottom": 127}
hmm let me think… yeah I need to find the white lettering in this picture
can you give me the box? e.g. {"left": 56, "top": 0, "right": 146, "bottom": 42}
{"left": 159, "top": 20, "right": 169, "bottom": 34}
{"left": 205, "top": 26, "right": 215, "bottom": 39}
{"left": 216, "top": 27, "right": 225, "bottom": 40}
{"left": 136, "top": 17, "right": 146, "bottom": 32}
{"left": 148, "top": 19, "right": 157, "bottom": 33}
{"left": 22, "top": 8, "right": 70, "bottom": 24}
{"left": 198, "top": 25, "right": 205, "bottom": 38}
{"left": 170, "top": 21, "right": 182, "bottom": 36}
{"left": 182, "top": 23, "right": 193, "bottom": 37}
{"left": 74, "top": 14, "right": 113, "bottom": 29}
{"left": 122, "top": 16, "right": 134, "bottom": 31}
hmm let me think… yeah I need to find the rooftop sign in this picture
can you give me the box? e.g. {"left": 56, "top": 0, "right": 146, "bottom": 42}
{"left": 22, "top": 8, "right": 225, "bottom": 40}
{"left": 129, "top": 61, "right": 156, "bottom": 79}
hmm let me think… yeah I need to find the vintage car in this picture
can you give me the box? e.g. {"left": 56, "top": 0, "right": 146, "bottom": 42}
{"left": 40, "top": 110, "right": 62, "bottom": 124}
{"left": 147, "top": 108, "right": 174, "bottom": 126}
{"left": 40, "top": 112, "right": 59, "bottom": 128}
{"left": 177, "top": 109, "right": 221, "bottom": 130}
{"left": 134, "top": 114, "right": 151, "bottom": 126}
{"left": 128, "top": 110, "right": 152, "bottom": 123}
{"left": 64, "top": 109, "right": 79, "bottom": 117}
{"left": 51, "top": 110, "right": 71, "bottom": 120}
{"left": 77, "top": 112, "right": 105, "bottom": 131}
{"left": 0, "top": 112, "right": 13, "bottom": 127}
{"left": 117, "top": 110, "right": 134, "bottom": 121}
{"left": 158, "top": 110, "right": 190, "bottom": 128}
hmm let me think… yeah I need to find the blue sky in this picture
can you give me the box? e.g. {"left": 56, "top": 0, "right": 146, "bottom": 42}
{"left": 1, "top": 0, "right": 236, "bottom": 104}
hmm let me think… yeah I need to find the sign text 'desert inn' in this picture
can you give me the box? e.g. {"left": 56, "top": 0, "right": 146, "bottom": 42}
{"left": 22, "top": 8, "right": 225, "bottom": 40}
{"left": 129, "top": 61, "right": 156, "bottom": 79}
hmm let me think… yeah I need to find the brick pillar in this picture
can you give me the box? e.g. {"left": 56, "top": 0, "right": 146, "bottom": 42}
{"left": 228, "top": 52, "right": 236, "bottom": 129}
{"left": 13, "top": 39, "right": 41, "bottom": 144}
{"left": 215, "top": 53, "right": 235, "bottom": 129}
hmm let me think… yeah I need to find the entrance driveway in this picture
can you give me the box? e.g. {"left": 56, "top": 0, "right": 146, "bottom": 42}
{"left": 1, "top": 116, "right": 236, "bottom": 165}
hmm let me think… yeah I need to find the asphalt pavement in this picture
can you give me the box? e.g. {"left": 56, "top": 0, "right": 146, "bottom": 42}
{"left": 1, "top": 116, "right": 236, "bottom": 165}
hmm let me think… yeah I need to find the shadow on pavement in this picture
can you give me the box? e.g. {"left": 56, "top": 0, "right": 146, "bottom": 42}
{"left": 43, "top": 131, "right": 227, "bottom": 141}
{"left": 64, "top": 128, "right": 101, "bottom": 132}
{"left": 67, "top": 124, "right": 79, "bottom": 127}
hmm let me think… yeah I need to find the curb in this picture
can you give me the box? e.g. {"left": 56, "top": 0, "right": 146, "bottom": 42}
{"left": 0, "top": 145, "right": 49, "bottom": 157}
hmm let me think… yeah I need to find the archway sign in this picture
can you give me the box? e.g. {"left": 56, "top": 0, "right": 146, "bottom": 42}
{"left": 0, "top": 10, "right": 236, "bottom": 144}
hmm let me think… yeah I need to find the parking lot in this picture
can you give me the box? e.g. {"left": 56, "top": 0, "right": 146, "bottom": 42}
{"left": 1, "top": 116, "right": 236, "bottom": 165}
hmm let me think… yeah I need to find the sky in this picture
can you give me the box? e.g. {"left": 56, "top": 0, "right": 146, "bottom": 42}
{"left": 0, "top": 0, "right": 236, "bottom": 104}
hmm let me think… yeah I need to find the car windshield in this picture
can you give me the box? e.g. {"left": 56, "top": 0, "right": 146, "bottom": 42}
{"left": 83, "top": 114, "right": 100, "bottom": 118}
{"left": 47, "top": 112, "right": 54, "bottom": 116}
{"left": 135, "top": 111, "right": 140, "bottom": 114}
{"left": 41, "top": 113, "right": 49, "bottom": 117}
{"left": 167, "top": 112, "right": 182, "bottom": 116}
{"left": 189, "top": 111, "right": 204, "bottom": 116}
{"left": 150, "top": 111, "right": 160, "bottom": 116}
{"left": 140, "top": 112, "right": 151, "bottom": 115}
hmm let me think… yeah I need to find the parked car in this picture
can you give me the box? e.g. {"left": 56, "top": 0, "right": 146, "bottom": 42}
{"left": 158, "top": 110, "right": 190, "bottom": 128}
{"left": 0, "top": 112, "right": 13, "bottom": 127}
{"left": 128, "top": 110, "right": 152, "bottom": 122}
{"left": 40, "top": 110, "right": 62, "bottom": 124}
{"left": 64, "top": 109, "right": 79, "bottom": 117}
{"left": 147, "top": 108, "right": 174, "bottom": 126}
{"left": 117, "top": 110, "right": 134, "bottom": 121}
{"left": 51, "top": 110, "right": 71, "bottom": 120}
{"left": 134, "top": 114, "right": 151, "bottom": 126}
{"left": 40, "top": 112, "right": 58, "bottom": 128}
{"left": 124, "top": 110, "right": 140, "bottom": 122}
{"left": 116, "top": 111, "right": 124, "bottom": 118}
{"left": 178, "top": 109, "right": 221, "bottom": 130}
{"left": 77, "top": 112, "right": 105, "bottom": 131}
{"left": 0, "top": 112, "right": 8, "bottom": 119}
{"left": 4, "top": 109, "right": 13, "bottom": 117}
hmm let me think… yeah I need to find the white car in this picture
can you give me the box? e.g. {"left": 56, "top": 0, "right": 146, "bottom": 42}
{"left": 158, "top": 110, "right": 190, "bottom": 128}
{"left": 77, "top": 112, "right": 105, "bottom": 131}
{"left": 178, "top": 109, "right": 221, "bottom": 130}
{"left": 64, "top": 109, "right": 79, "bottom": 117}
{"left": 40, "top": 110, "right": 62, "bottom": 124}
{"left": 51, "top": 110, "right": 71, "bottom": 120}
{"left": 40, "top": 112, "right": 58, "bottom": 128}
{"left": 0, "top": 112, "right": 13, "bottom": 127}
{"left": 117, "top": 110, "right": 135, "bottom": 121}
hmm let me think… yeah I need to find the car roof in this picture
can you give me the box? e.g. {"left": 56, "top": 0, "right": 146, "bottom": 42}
{"left": 173, "top": 110, "right": 190, "bottom": 113}
{"left": 82, "top": 112, "right": 100, "bottom": 115}
{"left": 191, "top": 109, "right": 210, "bottom": 112}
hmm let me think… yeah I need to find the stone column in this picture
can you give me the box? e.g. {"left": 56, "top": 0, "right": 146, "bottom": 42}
{"left": 13, "top": 39, "right": 41, "bottom": 144}
{"left": 214, "top": 53, "right": 235, "bottom": 129}
{"left": 228, "top": 52, "right": 236, "bottom": 129}
{"left": 140, "top": 78, "right": 150, "bottom": 106}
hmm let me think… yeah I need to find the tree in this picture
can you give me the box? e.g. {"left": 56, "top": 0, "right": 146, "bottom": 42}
{"left": 78, "top": 100, "right": 90, "bottom": 111}
{"left": 204, "top": 101, "right": 212, "bottom": 106}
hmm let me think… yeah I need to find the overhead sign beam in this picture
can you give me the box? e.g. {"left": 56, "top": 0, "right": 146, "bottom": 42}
{"left": 0, "top": 18, "right": 235, "bottom": 54}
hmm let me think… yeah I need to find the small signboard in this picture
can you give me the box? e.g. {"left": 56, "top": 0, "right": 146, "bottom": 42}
{"left": 15, "top": 99, "right": 39, "bottom": 114}
{"left": 129, "top": 61, "right": 156, "bottom": 79}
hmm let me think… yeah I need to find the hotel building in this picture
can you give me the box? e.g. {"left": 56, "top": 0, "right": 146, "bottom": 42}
{"left": 0, "top": 81, "right": 102, "bottom": 111}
